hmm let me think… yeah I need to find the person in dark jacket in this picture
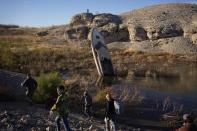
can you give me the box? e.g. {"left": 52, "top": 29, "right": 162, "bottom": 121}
{"left": 105, "top": 93, "right": 116, "bottom": 131}
{"left": 21, "top": 74, "right": 37, "bottom": 103}
{"left": 83, "top": 91, "right": 92, "bottom": 118}
{"left": 50, "top": 85, "right": 71, "bottom": 131}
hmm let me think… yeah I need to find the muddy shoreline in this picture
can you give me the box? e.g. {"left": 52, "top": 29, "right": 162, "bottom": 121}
{"left": 0, "top": 101, "right": 174, "bottom": 131}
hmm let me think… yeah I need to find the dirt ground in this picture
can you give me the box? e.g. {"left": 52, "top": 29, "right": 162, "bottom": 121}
{"left": 0, "top": 101, "right": 140, "bottom": 131}
{"left": 1, "top": 101, "right": 184, "bottom": 131}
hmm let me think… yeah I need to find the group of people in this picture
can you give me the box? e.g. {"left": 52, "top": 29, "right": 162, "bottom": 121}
{"left": 21, "top": 74, "right": 118, "bottom": 131}
{"left": 50, "top": 85, "right": 117, "bottom": 131}
{"left": 21, "top": 74, "right": 196, "bottom": 131}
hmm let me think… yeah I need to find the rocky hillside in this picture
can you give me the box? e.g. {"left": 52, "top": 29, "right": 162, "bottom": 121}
{"left": 62, "top": 3, "right": 197, "bottom": 54}
{"left": 2, "top": 4, "right": 196, "bottom": 54}
{"left": 65, "top": 13, "right": 129, "bottom": 44}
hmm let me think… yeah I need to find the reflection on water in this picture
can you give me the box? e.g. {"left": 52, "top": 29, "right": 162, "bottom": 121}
{"left": 128, "top": 64, "right": 197, "bottom": 111}
{"left": 95, "top": 64, "right": 197, "bottom": 126}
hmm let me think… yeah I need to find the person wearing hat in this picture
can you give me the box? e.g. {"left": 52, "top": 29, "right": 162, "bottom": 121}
{"left": 175, "top": 114, "right": 196, "bottom": 131}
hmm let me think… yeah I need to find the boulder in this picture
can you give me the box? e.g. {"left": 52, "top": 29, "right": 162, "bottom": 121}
{"left": 146, "top": 27, "right": 158, "bottom": 40}
{"left": 184, "top": 24, "right": 197, "bottom": 44}
{"left": 66, "top": 13, "right": 127, "bottom": 43}
{"left": 157, "top": 23, "right": 183, "bottom": 38}
{"left": 65, "top": 25, "right": 89, "bottom": 42}
{"left": 91, "top": 13, "right": 122, "bottom": 27}
{"left": 192, "top": 34, "right": 197, "bottom": 44}
{"left": 36, "top": 31, "right": 49, "bottom": 36}
{"left": 128, "top": 25, "right": 148, "bottom": 41}
{"left": 118, "top": 24, "right": 130, "bottom": 41}
{"left": 146, "top": 22, "right": 183, "bottom": 40}
{"left": 0, "top": 69, "right": 26, "bottom": 100}
{"left": 160, "top": 37, "right": 197, "bottom": 54}
{"left": 98, "top": 23, "right": 119, "bottom": 43}
{"left": 70, "top": 13, "right": 94, "bottom": 26}
{"left": 87, "top": 23, "right": 129, "bottom": 43}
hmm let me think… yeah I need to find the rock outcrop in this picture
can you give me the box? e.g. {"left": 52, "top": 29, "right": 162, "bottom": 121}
{"left": 0, "top": 69, "right": 26, "bottom": 100}
{"left": 36, "top": 31, "right": 49, "bottom": 36}
{"left": 62, "top": 3, "right": 197, "bottom": 54}
{"left": 65, "top": 13, "right": 129, "bottom": 43}
{"left": 65, "top": 25, "right": 89, "bottom": 41}
{"left": 123, "top": 3, "right": 194, "bottom": 42}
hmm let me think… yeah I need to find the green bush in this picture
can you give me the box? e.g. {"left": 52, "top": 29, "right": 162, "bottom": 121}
{"left": 34, "top": 71, "right": 63, "bottom": 103}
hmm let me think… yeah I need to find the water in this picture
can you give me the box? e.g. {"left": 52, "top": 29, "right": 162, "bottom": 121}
{"left": 94, "top": 64, "right": 197, "bottom": 127}
{"left": 128, "top": 64, "right": 197, "bottom": 111}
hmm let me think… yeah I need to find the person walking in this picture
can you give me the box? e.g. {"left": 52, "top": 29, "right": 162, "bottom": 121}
{"left": 50, "top": 85, "right": 72, "bottom": 131}
{"left": 21, "top": 74, "right": 37, "bottom": 104}
{"left": 83, "top": 91, "right": 92, "bottom": 119}
{"left": 105, "top": 93, "right": 117, "bottom": 131}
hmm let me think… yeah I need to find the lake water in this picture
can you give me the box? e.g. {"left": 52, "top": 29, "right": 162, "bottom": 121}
{"left": 94, "top": 64, "right": 197, "bottom": 128}
{"left": 131, "top": 64, "right": 197, "bottom": 110}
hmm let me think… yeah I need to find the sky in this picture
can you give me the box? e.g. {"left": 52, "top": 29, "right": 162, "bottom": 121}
{"left": 0, "top": 0, "right": 196, "bottom": 27}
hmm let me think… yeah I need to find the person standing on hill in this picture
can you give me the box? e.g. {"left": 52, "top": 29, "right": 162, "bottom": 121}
{"left": 21, "top": 74, "right": 37, "bottom": 104}
{"left": 105, "top": 93, "right": 117, "bottom": 131}
{"left": 50, "top": 85, "right": 72, "bottom": 131}
{"left": 83, "top": 91, "right": 92, "bottom": 119}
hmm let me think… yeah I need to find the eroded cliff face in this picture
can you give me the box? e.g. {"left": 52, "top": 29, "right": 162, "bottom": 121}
{"left": 36, "top": 3, "right": 197, "bottom": 54}
{"left": 64, "top": 13, "right": 129, "bottom": 44}
{"left": 123, "top": 4, "right": 197, "bottom": 42}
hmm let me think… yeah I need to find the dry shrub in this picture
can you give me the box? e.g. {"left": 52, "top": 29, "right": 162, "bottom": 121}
{"left": 94, "top": 89, "right": 108, "bottom": 104}
{"left": 94, "top": 86, "right": 115, "bottom": 104}
{"left": 110, "top": 84, "right": 144, "bottom": 104}
{"left": 0, "top": 41, "right": 15, "bottom": 66}
{"left": 34, "top": 71, "right": 62, "bottom": 103}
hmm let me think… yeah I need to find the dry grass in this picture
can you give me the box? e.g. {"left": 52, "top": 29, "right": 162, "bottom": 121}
{"left": 0, "top": 27, "right": 196, "bottom": 76}
{"left": 1, "top": 33, "right": 196, "bottom": 86}
{"left": 0, "top": 32, "right": 196, "bottom": 83}
{"left": 1, "top": 28, "right": 197, "bottom": 117}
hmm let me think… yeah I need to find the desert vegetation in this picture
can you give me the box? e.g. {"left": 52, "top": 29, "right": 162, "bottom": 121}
{"left": 0, "top": 27, "right": 196, "bottom": 106}
{"left": 0, "top": 3, "right": 197, "bottom": 130}
{"left": 0, "top": 29, "right": 197, "bottom": 104}
{"left": 34, "top": 71, "right": 62, "bottom": 102}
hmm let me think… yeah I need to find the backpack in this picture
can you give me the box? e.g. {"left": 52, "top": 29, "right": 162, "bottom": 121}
{"left": 114, "top": 100, "right": 121, "bottom": 115}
